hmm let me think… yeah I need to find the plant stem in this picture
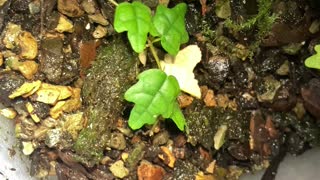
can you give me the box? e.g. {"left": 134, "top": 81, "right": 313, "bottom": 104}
{"left": 148, "top": 39, "right": 161, "bottom": 69}
{"left": 151, "top": 38, "right": 161, "bottom": 44}
{"left": 108, "top": 0, "right": 119, "bottom": 6}
{"left": 149, "top": 119, "right": 159, "bottom": 136}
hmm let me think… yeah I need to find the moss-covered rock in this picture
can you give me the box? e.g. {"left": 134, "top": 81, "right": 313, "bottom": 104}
{"left": 185, "top": 100, "right": 250, "bottom": 150}
{"left": 74, "top": 36, "right": 137, "bottom": 164}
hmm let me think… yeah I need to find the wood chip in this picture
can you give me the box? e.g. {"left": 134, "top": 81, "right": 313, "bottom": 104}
{"left": 31, "top": 83, "right": 74, "bottom": 105}
{"left": 62, "top": 88, "right": 81, "bottom": 113}
{"left": 50, "top": 101, "right": 66, "bottom": 119}
{"left": 26, "top": 102, "right": 41, "bottom": 123}
{"left": 40, "top": 83, "right": 73, "bottom": 101}
{"left": 206, "top": 160, "right": 216, "bottom": 174}
{"left": 33, "top": 88, "right": 61, "bottom": 105}
{"left": 159, "top": 146, "right": 176, "bottom": 168}
{"left": 9, "top": 80, "right": 41, "bottom": 99}
{"left": 214, "top": 125, "right": 227, "bottom": 150}
{"left": 49, "top": 88, "right": 81, "bottom": 119}
{"left": 195, "top": 171, "right": 216, "bottom": 180}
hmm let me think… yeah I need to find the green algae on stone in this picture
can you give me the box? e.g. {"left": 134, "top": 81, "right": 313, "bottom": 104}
{"left": 215, "top": 35, "right": 252, "bottom": 61}
{"left": 74, "top": 36, "right": 137, "bottom": 164}
{"left": 184, "top": 100, "right": 250, "bottom": 150}
{"left": 173, "top": 160, "right": 199, "bottom": 179}
{"left": 221, "top": 0, "right": 276, "bottom": 60}
{"left": 125, "top": 142, "right": 146, "bottom": 170}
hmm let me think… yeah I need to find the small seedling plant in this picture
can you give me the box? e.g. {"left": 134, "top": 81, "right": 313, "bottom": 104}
{"left": 113, "top": 1, "right": 189, "bottom": 131}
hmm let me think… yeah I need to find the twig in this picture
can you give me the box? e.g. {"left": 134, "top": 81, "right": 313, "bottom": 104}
{"left": 108, "top": 0, "right": 119, "bottom": 6}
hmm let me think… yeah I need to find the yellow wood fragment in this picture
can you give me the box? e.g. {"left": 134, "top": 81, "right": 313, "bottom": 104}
{"left": 9, "top": 80, "right": 41, "bottom": 99}
{"left": 40, "top": 83, "right": 73, "bottom": 100}
{"left": 50, "top": 101, "right": 66, "bottom": 119}
{"left": 214, "top": 124, "right": 227, "bottom": 150}
{"left": 206, "top": 160, "right": 216, "bottom": 174}
{"left": 159, "top": 146, "right": 176, "bottom": 168}
{"left": 34, "top": 88, "right": 60, "bottom": 105}
{"left": 195, "top": 171, "right": 216, "bottom": 180}
{"left": 49, "top": 88, "right": 81, "bottom": 119}
{"left": 25, "top": 102, "right": 41, "bottom": 123}
{"left": 62, "top": 88, "right": 81, "bottom": 112}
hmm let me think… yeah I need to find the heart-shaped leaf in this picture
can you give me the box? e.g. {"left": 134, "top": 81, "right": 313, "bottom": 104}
{"left": 160, "top": 45, "right": 202, "bottom": 98}
{"left": 114, "top": 2, "right": 152, "bottom": 53}
{"left": 305, "top": 45, "right": 320, "bottom": 70}
{"left": 151, "top": 3, "right": 189, "bottom": 55}
{"left": 124, "top": 69, "right": 185, "bottom": 130}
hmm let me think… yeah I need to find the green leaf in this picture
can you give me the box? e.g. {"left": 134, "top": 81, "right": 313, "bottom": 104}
{"left": 114, "top": 2, "right": 152, "bottom": 53}
{"left": 124, "top": 69, "right": 184, "bottom": 130}
{"left": 305, "top": 45, "right": 320, "bottom": 70}
{"left": 170, "top": 102, "right": 186, "bottom": 131}
{"left": 151, "top": 3, "right": 189, "bottom": 55}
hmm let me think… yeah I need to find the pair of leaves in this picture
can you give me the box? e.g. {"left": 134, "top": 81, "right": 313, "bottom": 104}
{"left": 124, "top": 69, "right": 185, "bottom": 131}
{"left": 305, "top": 45, "right": 320, "bottom": 70}
{"left": 114, "top": 1, "right": 189, "bottom": 55}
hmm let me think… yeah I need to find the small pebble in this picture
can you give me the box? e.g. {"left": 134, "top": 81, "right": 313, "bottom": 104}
{"left": 137, "top": 160, "right": 166, "bottom": 180}
{"left": 109, "top": 160, "right": 129, "bottom": 179}
{"left": 93, "top": 25, "right": 107, "bottom": 39}
{"left": 152, "top": 131, "right": 169, "bottom": 146}
{"left": 109, "top": 132, "right": 126, "bottom": 150}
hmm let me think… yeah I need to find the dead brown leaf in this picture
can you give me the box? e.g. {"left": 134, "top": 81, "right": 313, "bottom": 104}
{"left": 79, "top": 40, "right": 100, "bottom": 76}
